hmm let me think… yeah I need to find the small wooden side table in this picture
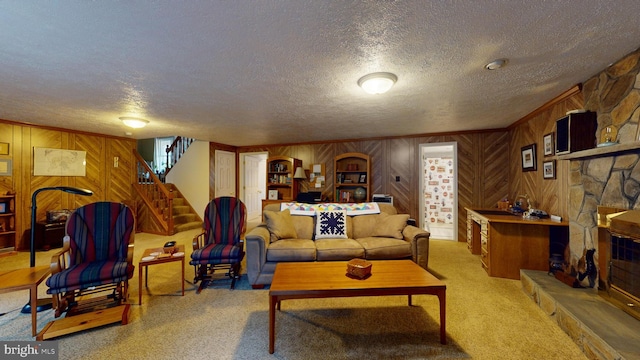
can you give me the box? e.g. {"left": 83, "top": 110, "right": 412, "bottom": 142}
{"left": 138, "top": 245, "right": 185, "bottom": 305}
{"left": 0, "top": 265, "right": 51, "bottom": 336}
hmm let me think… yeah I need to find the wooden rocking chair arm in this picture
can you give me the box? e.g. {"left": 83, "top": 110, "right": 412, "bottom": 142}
{"left": 49, "top": 237, "right": 71, "bottom": 275}
{"left": 192, "top": 231, "right": 205, "bottom": 251}
{"left": 126, "top": 243, "right": 135, "bottom": 264}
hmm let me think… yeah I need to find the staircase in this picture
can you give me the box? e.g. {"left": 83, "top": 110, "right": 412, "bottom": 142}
{"left": 133, "top": 149, "right": 202, "bottom": 235}
{"left": 166, "top": 184, "right": 202, "bottom": 233}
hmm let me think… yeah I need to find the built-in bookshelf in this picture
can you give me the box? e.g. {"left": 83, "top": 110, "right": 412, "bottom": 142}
{"left": 0, "top": 193, "right": 16, "bottom": 254}
{"left": 266, "top": 156, "right": 302, "bottom": 201}
{"left": 334, "top": 152, "right": 370, "bottom": 202}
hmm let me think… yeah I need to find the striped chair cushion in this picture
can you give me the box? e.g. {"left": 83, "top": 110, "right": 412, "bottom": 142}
{"left": 203, "top": 197, "right": 246, "bottom": 246}
{"left": 190, "top": 243, "right": 243, "bottom": 265}
{"left": 67, "top": 202, "right": 134, "bottom": 265}
{"left": 46, "top": 260, "right": 134, "bottom": 294}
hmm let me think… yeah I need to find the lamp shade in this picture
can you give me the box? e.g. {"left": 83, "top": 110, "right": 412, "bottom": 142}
{"left": 358, "top": 72, "right": 397, "bottom": 94}
{"left": 293, "top": 166, "right": 306, "bottom": 179}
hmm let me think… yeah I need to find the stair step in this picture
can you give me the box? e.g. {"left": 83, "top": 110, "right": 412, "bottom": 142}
{"left": 174, "top": 221, "right": 203, "bottom": 233}
{"left": 173, "top": 213, "right": 199, "bottom": 225}
{"left": 172, "top": 198, "right": 186, "bottom": 206}
{"left": 173, "top": 205, "right": 191, "bottom": 215}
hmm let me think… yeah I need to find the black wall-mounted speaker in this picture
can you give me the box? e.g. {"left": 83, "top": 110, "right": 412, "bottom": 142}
{"left": 555, "top": 111, "right": 598, "bottom": 155}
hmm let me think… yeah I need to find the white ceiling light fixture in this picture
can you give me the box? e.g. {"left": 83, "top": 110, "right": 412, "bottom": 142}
{"left": 119, "top": 116, "right": 149, "bottom": 128}
{"left": 485, "top": 59, "right": 508, "bottom": 70}
{"left": 357, "top": 72, "right": 397, "bottom": 94}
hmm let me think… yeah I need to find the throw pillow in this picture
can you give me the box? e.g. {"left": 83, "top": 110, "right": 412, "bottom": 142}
{"left": 372, "top": 214, "right": 409, "bottom": 239}
{"left": 315, "top": 210, "right": 348, "bottom": 239}
{"left": 264, "top": 209, "right": 298, "bottom": 242}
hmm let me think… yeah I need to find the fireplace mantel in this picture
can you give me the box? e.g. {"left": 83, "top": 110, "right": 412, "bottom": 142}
{"left": 556, "top": 141, "right": 640, "bottom": 161}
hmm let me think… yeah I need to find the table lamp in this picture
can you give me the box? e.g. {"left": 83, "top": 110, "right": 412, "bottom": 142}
{"left": 293, "top": 166, "right": 307, "bottom": 195}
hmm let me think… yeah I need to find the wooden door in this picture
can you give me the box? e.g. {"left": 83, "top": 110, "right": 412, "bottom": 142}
{"left": 243, "top": 154, "right": 265, "bottom": 220}
{"left": 215, "top": 150, "right": 236, "bottom": 197}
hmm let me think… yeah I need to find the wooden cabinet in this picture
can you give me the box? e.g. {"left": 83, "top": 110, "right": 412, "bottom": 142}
{"left": 0, "top": 194, "right": 16, "bottom": 253}
{"left": 334, "top": 152, "right": 371, "bottom": 202}
{"left": 34, "top": 221, "right": 66, "bottom": 250}
{"left": 267, "top": 156, "right": 302, "bottom": 201}
{"left": 466, "top": 208, "right": 569, "bottom": 279}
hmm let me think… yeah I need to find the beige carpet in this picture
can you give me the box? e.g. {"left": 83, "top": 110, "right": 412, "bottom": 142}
{"left": 0, "top": 229, "right": 587, "bottom": 360}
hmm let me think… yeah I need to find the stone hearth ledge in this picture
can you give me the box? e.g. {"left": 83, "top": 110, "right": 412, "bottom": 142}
{"left": 520, "top": 269, "right": 640, "bottom": 360}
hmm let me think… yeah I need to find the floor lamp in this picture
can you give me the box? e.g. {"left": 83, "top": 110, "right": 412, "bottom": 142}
{"left": 21, "top": 186, "right": 93, "bottom": 314}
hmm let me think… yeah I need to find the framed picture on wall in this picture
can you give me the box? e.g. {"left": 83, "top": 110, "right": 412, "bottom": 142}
{"left": 521, "top": 144, "right": 537, "bottom": 172}
{"left": 543, "top": 160, "right": 556, "bottom": 179}
{"left": 0, "top": 159, "right": 11, "bottom": 176}
{"left": 543, "top": 133, "right": 554, "bottom": 156}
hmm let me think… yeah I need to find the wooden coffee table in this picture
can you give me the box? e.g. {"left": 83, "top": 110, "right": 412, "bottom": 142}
{"left": 268, "top": 260, "right": 446, "bottom": 354}
{"left": 138, "top": 245, "right": 185, "bottom": 305}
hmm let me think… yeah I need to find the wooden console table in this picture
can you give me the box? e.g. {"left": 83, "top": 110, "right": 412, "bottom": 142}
{"left": 466, "top": 208, "right": 569, "bottom": 279}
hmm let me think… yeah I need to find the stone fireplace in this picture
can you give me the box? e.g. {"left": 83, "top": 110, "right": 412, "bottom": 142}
{"left": 566, "top": 148, "right": 640, "bottom": 289}
{"left": 565, "top": 49, "right": 640, "bottom": 290}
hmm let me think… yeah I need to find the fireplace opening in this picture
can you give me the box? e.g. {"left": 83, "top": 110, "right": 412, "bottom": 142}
{"left": 605, "top": 209, "right": 640, "bottom": 321}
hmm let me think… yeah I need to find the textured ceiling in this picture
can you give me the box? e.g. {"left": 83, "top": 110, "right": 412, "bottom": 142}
{"left": 0, "top": 1, "right": 639, "bottom": 146}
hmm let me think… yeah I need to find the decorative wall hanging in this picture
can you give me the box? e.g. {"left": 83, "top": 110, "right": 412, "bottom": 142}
{"left": 521, "top": 144, "right": 537, "bottom": 172}
{"left": 0, "top": 159, "right": 11, "bottom": 176}
{"left": 543, "top": 160, "right": 556, "bottom": 179}
{"left": 543, "top": 133, "right": 554, "bottom": 156}
{"left": 33, "top": 147, "right": 86, "bottom": 176}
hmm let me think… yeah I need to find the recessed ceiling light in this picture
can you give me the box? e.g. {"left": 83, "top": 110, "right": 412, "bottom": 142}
{"left": 119, "top": 116, "right": 149, "bottom": 128}
{"left": 357, "top": 72, "right": 398, "bottom": 94}
{"left": 485, "top": 59, "right": 508, "bottom": 70}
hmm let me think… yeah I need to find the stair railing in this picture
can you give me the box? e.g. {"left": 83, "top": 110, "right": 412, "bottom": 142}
{"left": 165, "top": 136, "right": 195, "bottom": 175}
{"left": 133, "top": 149, "right": 174, "bottom": 235}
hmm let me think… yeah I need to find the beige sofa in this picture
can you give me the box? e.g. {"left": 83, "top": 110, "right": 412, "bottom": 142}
{"left": 245, "top": 203, "right": 430, "bottom": 288}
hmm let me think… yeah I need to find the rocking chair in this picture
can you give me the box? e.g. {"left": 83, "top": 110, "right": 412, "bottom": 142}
{"left": 190, "top": 197, "right": 246, "bottom": 292}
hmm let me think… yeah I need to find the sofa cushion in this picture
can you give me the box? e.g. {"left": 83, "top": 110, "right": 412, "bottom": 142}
{"left": 351, "top": 213, "right": 384, "bottom": 239}
{"left": 264, "top": 209, "right": 298, "bottom": 242}
{"left": 315, "top": 210, "right": 348, "bottom": 239}
{"left": 315, "top": 239, "right": 365, "bottom": 261}
{"left": 356, "top": 237, "right": 412, "bottom": 259}
{"left": 267, "top": 239, "right": 316, "bottom": 262}
{"left": 372, "top": 214, "right": 409, "bottom": 239}
{"left": 291, "top": 214, "right": 314, "bottom": 240}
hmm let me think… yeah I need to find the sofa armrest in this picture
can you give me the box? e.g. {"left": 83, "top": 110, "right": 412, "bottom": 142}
{"left": 245, "top": 224, "right": 270, "bottom": 284}
{"left": 403, "top": 225, "right": 430, "bottom": 270}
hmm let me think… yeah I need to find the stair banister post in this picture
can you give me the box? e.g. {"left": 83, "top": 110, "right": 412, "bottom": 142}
{"left": 168, "top": 188, "right": 174, "bottom": 234}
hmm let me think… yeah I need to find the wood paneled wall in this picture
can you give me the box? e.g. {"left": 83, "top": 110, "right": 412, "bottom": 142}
{"left": 237, "top": 130, "right": 511, "bottom": 242}
{"left": 0, "top": 121, "right": 136, "bottom": 250}
{"left": 508, "top": 92, "right": 585, "bottom": 220}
